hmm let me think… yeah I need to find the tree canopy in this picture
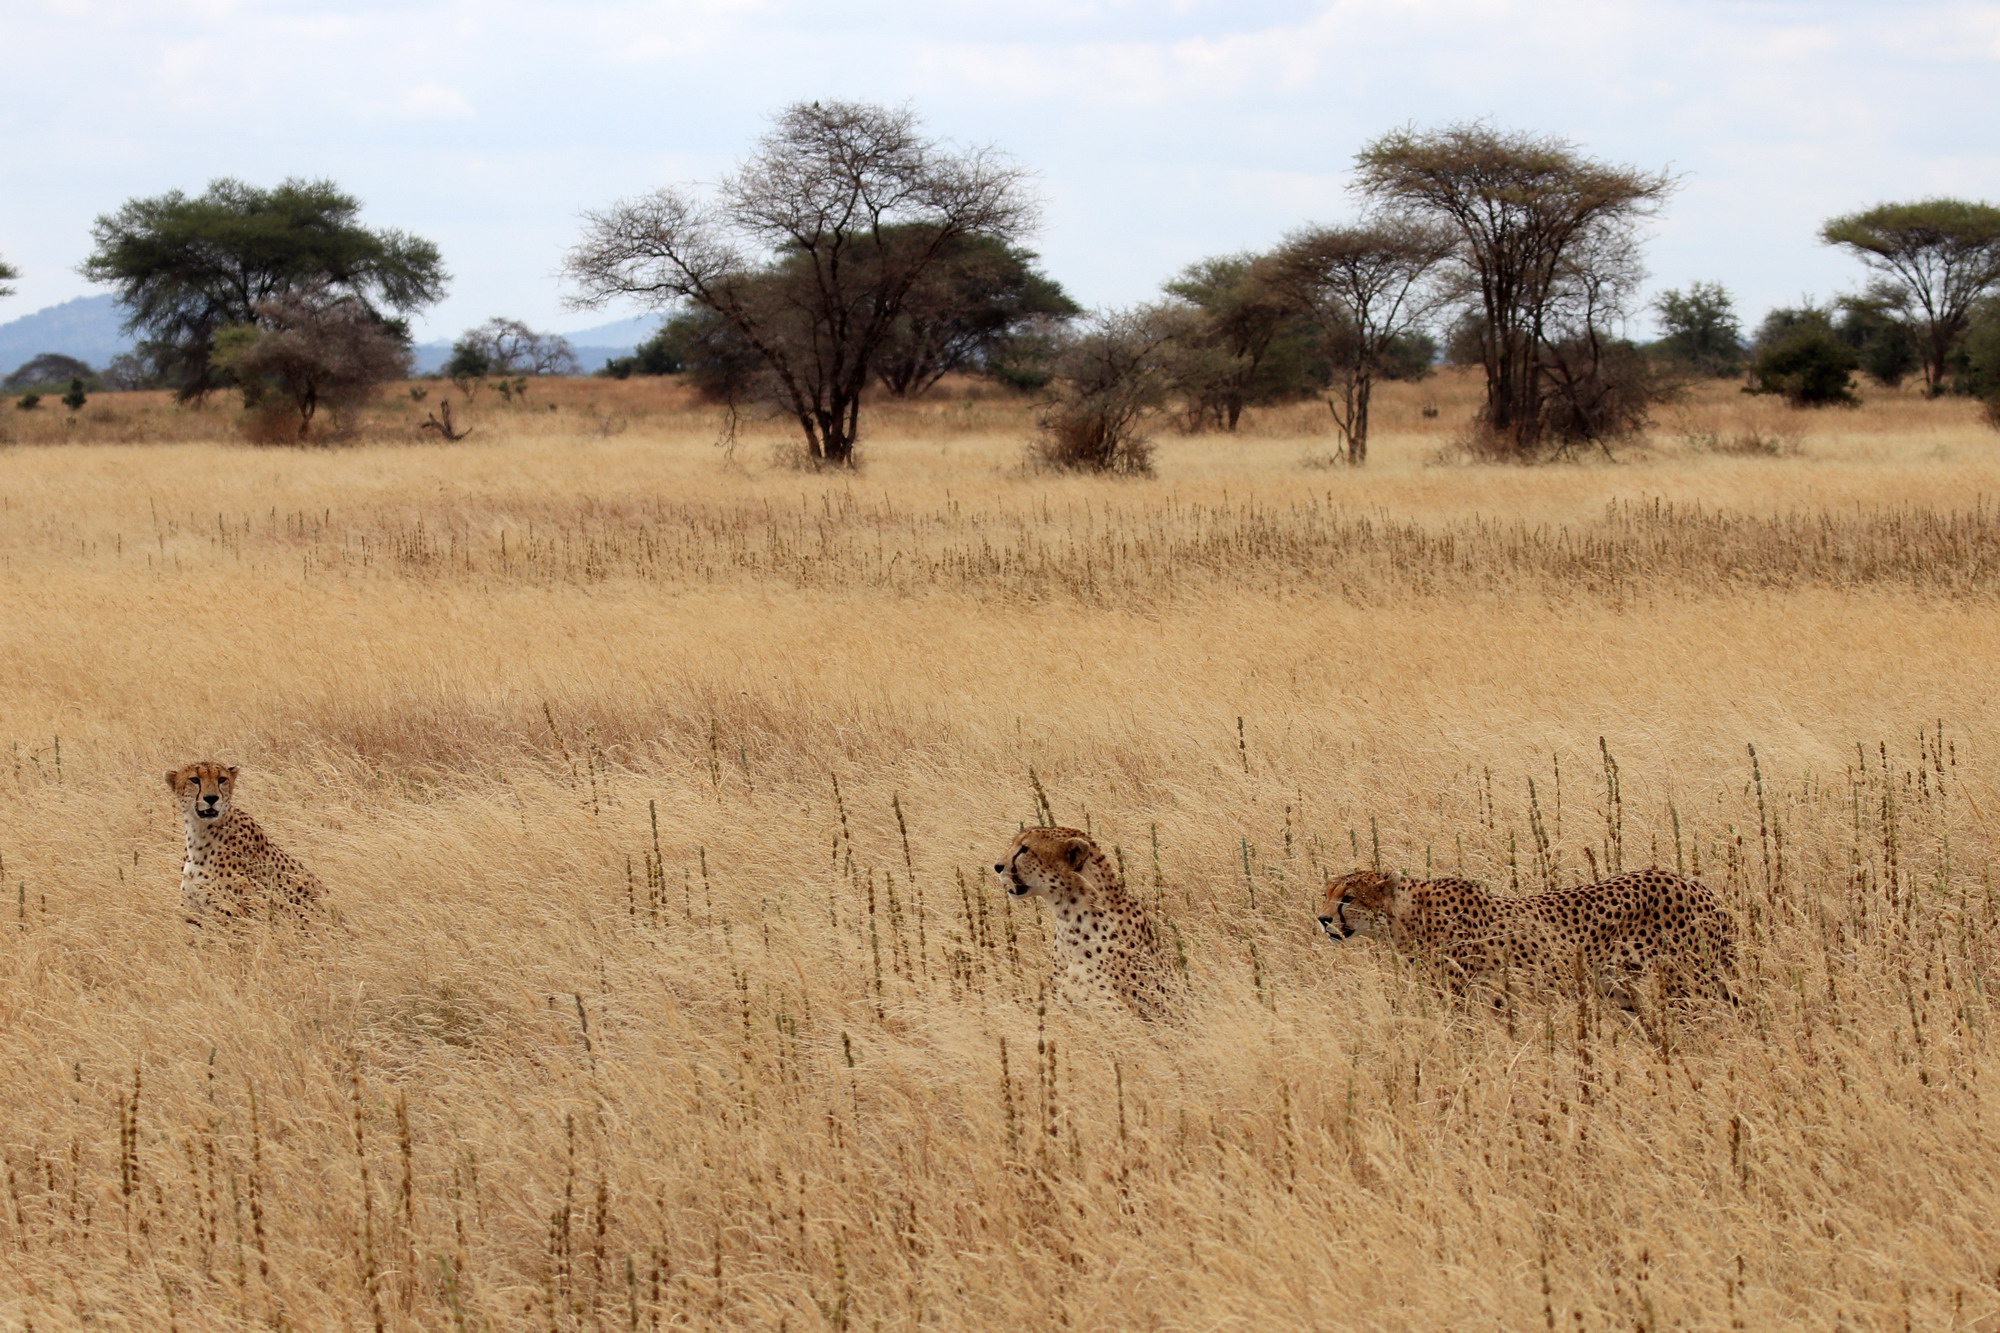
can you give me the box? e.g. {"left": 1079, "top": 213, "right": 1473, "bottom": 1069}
{"left": 81, "top": 178, "right": 445, "bottom": 400}
{"left": 1652, "top": 282, "right": 1743, "bottom": 376}
{"left": 2, "top": 353, "right": 96, "bottom": 393}
{"left": 0, "top": 255, "right": 15, "bottom": 300}
{"left": 870, "top": 228, "right": 1076, "bottom": 396}
{"left": 1822, "top": 199, "right": 2000, "bottom": 395}
{"left": 1158, "top": 255, "right": 1309, "bottom": 433}
{"left": 564, "top": 100, "right": 1036, "bottom": 465}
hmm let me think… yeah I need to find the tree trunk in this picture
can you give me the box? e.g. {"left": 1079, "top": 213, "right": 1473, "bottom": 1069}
{"left": 1483, "top": 327, "right": 1542, "bottom": 459}
{"left": 803, "top": 391, "right": 861, "bottom": 466}
{"left": 1924, "top": 329, "right": 1950, "bottom": 397}
{"left": 1350, "top": 373, "right": 1372, "bottom": 466}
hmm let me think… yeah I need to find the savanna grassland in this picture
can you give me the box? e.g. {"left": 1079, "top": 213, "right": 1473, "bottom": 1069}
{"left": 3, "top": 373, "right": 2000, "bottom": 1330}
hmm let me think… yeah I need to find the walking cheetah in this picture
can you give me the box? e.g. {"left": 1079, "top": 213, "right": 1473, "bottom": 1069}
{"left": 995, "top": 827, "right": 1181, "bottom": 1021}
{"left": 167, "top": 761, "right": 324, "bottom": 927}
{"left": 1318, "top": 867, "right": 1737, "bottom": 1016}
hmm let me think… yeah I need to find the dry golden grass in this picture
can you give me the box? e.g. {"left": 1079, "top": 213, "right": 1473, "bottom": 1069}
{"left": 3, "top": 374, "right": 2000, "bottom": 1329}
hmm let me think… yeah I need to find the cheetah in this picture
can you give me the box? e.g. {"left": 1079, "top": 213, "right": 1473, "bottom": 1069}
{"left": 167, "top": 761, "right": 324, "bottom": 928}
{"left": 1318, "top": 867, "right": 1737, "bottom": 1018}
{"left": 995, "top": 827, "right": 1181, "bottom": 1021}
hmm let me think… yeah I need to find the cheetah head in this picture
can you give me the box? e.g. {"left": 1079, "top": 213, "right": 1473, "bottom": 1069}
{"left": 167, "top": 761, "right": 238, "bottom": 825}
{"left": 995, "top": 826, "right": 1104, "bottom": 902}
{"left": 1319, "top": 868, "right": 1403, "bottom": 943}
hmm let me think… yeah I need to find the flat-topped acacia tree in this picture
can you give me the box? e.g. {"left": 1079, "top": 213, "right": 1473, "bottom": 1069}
{"left": 1822, "top": 200, "right": 2000, "bottom": 396}
{"left": 1355, "top": 123, "right": 1672, "bottom": 459}
{"left": 563, "top": 101, "right": 1036, "bottom": 467}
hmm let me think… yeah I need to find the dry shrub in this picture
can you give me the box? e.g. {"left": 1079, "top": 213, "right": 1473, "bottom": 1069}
{"left": 1537, "top": 338, "right": 1680, "bottom": 452}
{"left": 1681, "top": 419, "right": 1806, "bottom": 457}
{"left": 1714, "top": 422, "right": 1805, "bottom": 456}
{"left": 219, "top": 285, "right": 412, "bottom": 445}
{"left": 1432, "top": 418, "right": 1521, "bottom": 463}
{"left": 1031, "top": 400, "right": 1156, "bottom": 474}
{"left": 1030, "top": 309, "right": 1171, "bottom": 474}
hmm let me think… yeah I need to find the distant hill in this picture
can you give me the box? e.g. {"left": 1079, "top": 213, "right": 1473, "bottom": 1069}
{"left": 561, "top": 314, "right": 663, "bottom": 348}
{"left": 0, "top": 294, "right": 133, "bottom": 375}
{"left": 0, "top": 295, "right": 661, "bottom": 379}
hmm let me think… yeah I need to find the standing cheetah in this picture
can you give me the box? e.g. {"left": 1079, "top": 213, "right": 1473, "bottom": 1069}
{"left": 1319, "top": 867, "right": 1737, "bottom": 1016}
{"left": 995, "top": 826, "right": 1181, "bottom": 1021}
{"left": 167, "top": 761, "right": 324, "bottom": 928}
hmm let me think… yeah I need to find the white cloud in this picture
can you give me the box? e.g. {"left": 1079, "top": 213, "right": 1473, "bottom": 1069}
{"left": 386, "top": 82, "right": 476, "bottom": 120}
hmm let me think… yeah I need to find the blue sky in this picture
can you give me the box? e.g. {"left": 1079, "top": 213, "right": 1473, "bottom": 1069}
{"left": 4, "top": 0, "right": 1997, "bottom": 342}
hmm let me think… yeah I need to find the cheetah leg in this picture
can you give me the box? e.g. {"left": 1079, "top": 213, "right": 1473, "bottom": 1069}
{"left": 1593, "top": 965, "right": 1665, "bottom": 1043}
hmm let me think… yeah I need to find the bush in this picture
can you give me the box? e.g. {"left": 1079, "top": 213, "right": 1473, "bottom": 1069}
{"left": 215, "top": 285, "right": 411, "bottom": 443}
{"left": 622, "top": 311, "right": 764, "bottom": 404}
{"left": 1652, "top": 282, "right": 1744, "bottom": 377}
{"left": 1538, "top": 337, "right": 1678, "bottom": 453}
{"left": 1750, "top": 312, "right": 1860, "bottom": 407}
{"left": 1834, "top": 298, "right": 1918, "bottom": 387}
{"left": 1953, "top": 300, "right": 2000, "bottom": 430}
{"left": 98, "top": 351, "right": 163, "bottom": 391}
{"left": 1030, "top": 311, "right": 1173, "bottom": 474}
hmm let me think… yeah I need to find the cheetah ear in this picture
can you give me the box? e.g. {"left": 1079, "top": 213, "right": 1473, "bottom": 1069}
{"left": 1063, "top": 838, "right": 1090, "bottom": 870}
{"left": 225, "top": 766, "right": 239, "bottom": 780}
{"left": 164, "top": 770, "right": 179, "bottom": 791}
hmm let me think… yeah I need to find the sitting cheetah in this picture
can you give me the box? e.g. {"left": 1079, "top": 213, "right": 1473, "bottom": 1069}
{"left": 167, "top": 761, "right": 324, "bottom": 928}
{"left": 995, "top": 826, "right": 1181, "bottom": 1022}
{"left": 1319, "top": 867, "right": 1737, "bottom": 1016}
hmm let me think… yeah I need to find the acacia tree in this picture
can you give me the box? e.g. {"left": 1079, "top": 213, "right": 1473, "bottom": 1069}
{"left": 1158, "top": 255, "right": 1306, "bottom": 432}
{"left": 446, "top": 318, "right": 580, "bottom": 378}
{"left": 1355, "top": 124, "right": 1672, "bottom": 458}
{"left": 1263, "top": 218, "right": 1454, "bottom": 463}
{"left": 2, "top": 354, "right": 96, "bottom": 393}
{"left": 0, "top": 255, "right": 15, "bottom": 299}
{"left": 81, "top": 178, "right": 445, "bottom": 401}
{"left": 564, "top": 101, "right": 1035, "bottom": 466}
{"left": 1822, "top": 200, "right": 2000, "bottom": 395}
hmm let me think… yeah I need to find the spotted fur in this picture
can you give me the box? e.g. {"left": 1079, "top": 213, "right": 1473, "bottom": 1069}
{"left": 995, "top": 827, "right": 1181, "bottom": 1021}
{"left": 167, "top": 761, "right": 324, "bottom": 928}
{"left": 1319, "top": 867, "right": 1737, "bottom": 1013}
